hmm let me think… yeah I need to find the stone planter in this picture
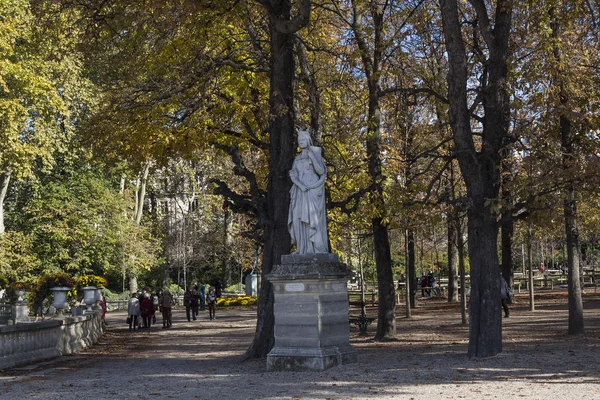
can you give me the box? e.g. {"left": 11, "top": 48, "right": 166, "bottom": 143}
{"left": 82, "top": 286, "right": 97, "bottom": 311}
{"left": 94, "top": 286, "right": 104, "bottom": 301}
{"left": 50, "top": 287, "right": 71, "bottom": 315}
{"left": 93, "top": 286, "right": 104, "bottom": 310}
{"left": 14, "top": 289, "right": 26, "bottom": 303}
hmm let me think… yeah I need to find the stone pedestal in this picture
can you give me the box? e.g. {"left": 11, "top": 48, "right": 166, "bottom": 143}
{"left": 12, "top": 303, "right": 29, "bottom": 322}
{"left": 266, "top": 253, "right": 357, "bottom": 371}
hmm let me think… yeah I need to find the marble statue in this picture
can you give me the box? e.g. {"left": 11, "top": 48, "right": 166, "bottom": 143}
{"left": 288, "top": 128, "right": 329, "bottom": 254}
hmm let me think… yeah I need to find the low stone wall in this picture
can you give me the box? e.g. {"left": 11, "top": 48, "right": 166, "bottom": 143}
{"left": 0, "top": 311, "right": 103, "bottom": 369}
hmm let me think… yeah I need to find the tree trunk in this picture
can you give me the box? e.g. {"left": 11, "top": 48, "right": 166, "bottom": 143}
{"left": 245, "top": 0, "right": 309, "bottom": 357}
{"left": 224, "top": 209, "right": 234, "bottom": 287}
{"left": 404, "top": 230, "right": 411, "bottom": 318}
{"left": 350, "top": 0, "right": 396, "bottom": 340}
{"left": 440, "top": 0, "right": 512, "bottom": 358}
{"left": 0, "top": 171, "right": 10, "bottom": 234}
{"left": 407, "top": 229, "right": 417, "bottom": 308}
{"left": 456, "top": 217, "right": 467, "bottom": 325}
{"left": 446, "top": 163, "right": 459, "bottom": 303}
{"left": 447, "top": 208, "right": 459, "bottom": 303}
{"left": 466, "top": 203, "right": 502, "bottom": 357}
{"left": 294, "top": 35, "right": 322, "bottom": 142}
{"left": 129, "top": 162, "right": 151, "bottom": 293}
{"left": 135, "top": 162, "right": 150, "bottom": 225}
{"left": 373, "top": 215, "right": 396, "bottom": 340}
{"left": 501, "top": 207, "right": 515, "bottom": 302}
{"left": 564, "top": 186, "right": 584, "bottom": 334}
{"left": 552, "top": 7, "right": 584, "bottom": 336}
{"left": 527, "top": 223, "right": 535, "bottom": 311}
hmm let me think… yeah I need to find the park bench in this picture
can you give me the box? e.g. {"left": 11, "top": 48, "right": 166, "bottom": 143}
{"left": 348, "top": 290, "right": 377, "bottom": 306}
{"left": 349, "top": 314, "right": 376, "bottom": 336}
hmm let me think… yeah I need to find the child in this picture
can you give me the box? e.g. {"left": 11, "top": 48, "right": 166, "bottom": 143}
{"left": 207, "top": 286, "right": 217, "bottom": 320}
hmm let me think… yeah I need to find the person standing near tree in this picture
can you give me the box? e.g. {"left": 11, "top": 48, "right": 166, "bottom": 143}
{"left": 500, "top": 274, "right": 510, "bottom": 318}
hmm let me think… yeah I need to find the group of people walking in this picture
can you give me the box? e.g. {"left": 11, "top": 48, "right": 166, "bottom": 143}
{"left": 183, "top": 284, "right": 219, "bottom": 321}
{"left": 127, "top": 284, "right": 219, "bottom": 330}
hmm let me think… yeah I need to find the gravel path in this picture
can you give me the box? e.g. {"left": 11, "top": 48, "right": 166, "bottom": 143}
{"left": 1, "top": 291, "right": 599, "bottom": 399}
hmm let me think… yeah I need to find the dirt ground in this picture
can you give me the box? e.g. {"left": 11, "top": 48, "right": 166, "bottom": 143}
{"left": 1, "top": 289, "right": 599, "bottom": 399}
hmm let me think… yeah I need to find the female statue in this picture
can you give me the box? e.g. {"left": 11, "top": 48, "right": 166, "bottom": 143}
{"left": 288, "top": 128, "right": 329, "bottom": 254}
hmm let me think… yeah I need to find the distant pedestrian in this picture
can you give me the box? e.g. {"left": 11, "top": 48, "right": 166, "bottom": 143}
{"left": 199, "top": 283, "right": 206, "bottom": 311}
{"left": 137, "top": 289, "right": 147, "bottom": 328}
{"left": 500, "top": 275, "right": 510, "bottom": 318}
{"left": 191, "top": 286, "right": 200, "bottom": 320}
{"left": 140, "top": 293, "right": 154, "bottom": 328}
{"left": 33, "top": 297, "right": 45, "bottom": 322}
{"left": 152, "top": 291, "right": 160, "bottom": 325}
{"left": 159, "top": 290, "right": 173, "bottom": 329}
{"left": 184, "top": 286, "right": 196, "bottom": 321}
{"left": 97, "top": 295, "right": 108, "bottom": 327}
{"left": 127, "top": 293, "right": 140, "bottom": 331}
{"left": 421, "top": 275, "right": 430, "bottom": 297}
{"left": 207, "top": 286, "right": 217, "bottom": 320}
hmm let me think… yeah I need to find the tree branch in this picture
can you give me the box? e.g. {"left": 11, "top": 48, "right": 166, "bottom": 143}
{"left": 261, "top": 0, "right": 312, "bottom": 34}
{"left": 328, "top": 183, "right": 377, "bottom": 214}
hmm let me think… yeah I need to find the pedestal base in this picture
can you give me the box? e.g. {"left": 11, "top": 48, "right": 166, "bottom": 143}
{"left": 266, "top": 254, "right": 357, "bottom": 372}
{"left": 12, "top": 303, "right": 29, "bottom": 322}
{"left": 267, "top": 344, "right": 357, "bottom": 371}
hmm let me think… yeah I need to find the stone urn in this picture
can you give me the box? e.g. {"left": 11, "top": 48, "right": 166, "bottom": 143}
{"left": 93, "top": 286, "right": 104, "bottom": 310}
{"left": 50, "top": 287, "right": 71, "bottom": 315}
{"left": 14, "top": 289, "right": 26, "bottom": 303}
{"left": 82, "top": 286, "right": 97, "bottom": 311}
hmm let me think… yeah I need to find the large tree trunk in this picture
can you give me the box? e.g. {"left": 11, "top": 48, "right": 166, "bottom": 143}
{"left": 466, "top": 202, "right": 502, "bottom": 357}
{"left": 373, "top": 214, "right": 396, "bottom": 340}
{"left": 351, "top": 0, "right": 396, "bottom": 340}
{"left": 564, "top": 185, "right": 584, "bottom": 334}
{"left": 0, "top": 171, "right": 10, "bottom": 234}
{"left": 440, "top": 0, "right": 512, "bottom": 357}
{"left": 552, "top": 5, "right": 584, "bottom": 336}
{"left": 446, "top": 164, "right": 459, "bottom": 303}
{"left": 245, "top": 0, "right": 310, "bottom": 358}
{"left": 129, "top": 162, "right": 151, "bottom": 294}
{"left": 560, "top": 115, "right": 584, "bottom": 334}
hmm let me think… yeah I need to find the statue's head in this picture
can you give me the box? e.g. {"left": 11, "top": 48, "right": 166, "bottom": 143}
{"left": 297, "top": 127, "right": 312, "bottom": 147}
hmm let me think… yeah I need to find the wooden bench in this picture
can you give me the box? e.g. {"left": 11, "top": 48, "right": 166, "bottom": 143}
{"left": 349, "top": 314, "right": 376, "bottom": 336}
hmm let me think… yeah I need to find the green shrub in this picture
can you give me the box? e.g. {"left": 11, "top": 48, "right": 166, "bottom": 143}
{"left": 168, "top": 283, "right": 184, "bottom": 295}
{"left": 28, "top": 272, "right": 76, "bottom": 309}
{"left": 224, "top": 283, "right": 244, "bottom": 293}
{"left": 0, "top": 276, "right": 9, "bottom": 290}
{"left": 102, "top": 287, "right": 129, "bottom": 301}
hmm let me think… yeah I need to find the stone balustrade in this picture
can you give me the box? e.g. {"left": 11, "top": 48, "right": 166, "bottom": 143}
{"left": 0, "top": 311, "right": 103, "bottom": 369}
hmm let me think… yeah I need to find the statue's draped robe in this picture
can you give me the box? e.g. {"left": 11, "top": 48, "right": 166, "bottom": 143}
{"left": 288, "top": 147, "right": 328, "bottom": 254}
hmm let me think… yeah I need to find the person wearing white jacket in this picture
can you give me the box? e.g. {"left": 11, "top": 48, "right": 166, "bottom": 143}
{"left": 127, "top": 293, "right": 140, "bottom": 330}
